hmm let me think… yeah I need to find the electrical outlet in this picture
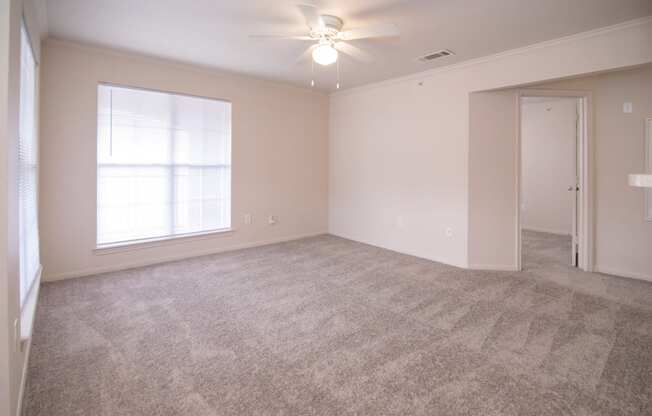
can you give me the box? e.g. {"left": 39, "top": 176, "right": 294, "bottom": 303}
{"left": 445, "top": 227, "right": 453, "bottom": 238}
{"left": 243, "top": 213, "right": 252, "bottom": 225}
{"left": 268, "top": 215, "right": 278, "bottom": 225}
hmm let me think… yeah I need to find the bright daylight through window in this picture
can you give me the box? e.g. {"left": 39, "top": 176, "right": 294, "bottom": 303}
{"left": 96, "top": 85, "right": 232, "bottom": 246}
{"left": 19, "top": 22, "right": 40, "bottom": 306}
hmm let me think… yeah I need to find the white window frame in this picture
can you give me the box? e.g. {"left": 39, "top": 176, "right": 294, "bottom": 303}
{"left": 18, "top": 19, "right": 41, "bottom": 309}
{"left": 646, "top": 117, "right": 652, "bottom": 221}
{"left": 95, "top": 83, "right": 233, "bottom": 249}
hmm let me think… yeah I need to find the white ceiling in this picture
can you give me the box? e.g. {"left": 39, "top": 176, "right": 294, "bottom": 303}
{"left": 45, "top": 0, "right": 652, "bottom": 91}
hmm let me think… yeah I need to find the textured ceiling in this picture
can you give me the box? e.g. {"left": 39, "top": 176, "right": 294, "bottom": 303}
{"left": 46, "top": 0, "right": 652, "bottom": 91}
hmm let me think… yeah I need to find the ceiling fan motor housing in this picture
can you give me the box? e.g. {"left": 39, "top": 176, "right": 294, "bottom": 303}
{"left": 321, "top": 15, "right": 343, "bottom": 31}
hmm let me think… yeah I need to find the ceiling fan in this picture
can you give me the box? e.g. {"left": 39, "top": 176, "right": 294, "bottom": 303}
{"left": 251, "top": 4, "right": 399, "bottom": 84}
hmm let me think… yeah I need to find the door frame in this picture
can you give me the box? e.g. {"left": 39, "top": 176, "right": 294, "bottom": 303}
{"left": 516, "top": 89, "right": 594, "bottom": 272}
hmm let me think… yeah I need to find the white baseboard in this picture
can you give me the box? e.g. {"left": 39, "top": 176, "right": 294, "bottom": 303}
{"left": 44, "top": 231, "right": 327, "bottom": 281}
{"left": 594, "top": 265, "right": 652, "bottom": 283}
{"left": 468, "top": 264, "right": 520, "bottom": 272}
{"left": 522, "top": 226, "right": 571, "bottom": 236}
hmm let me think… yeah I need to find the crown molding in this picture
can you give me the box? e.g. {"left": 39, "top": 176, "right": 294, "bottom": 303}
{"left": 331, "top": 15, "right": 652, "bottom": 98}
{"left": 43, "top": 37, "right": 329, "bottom": 96}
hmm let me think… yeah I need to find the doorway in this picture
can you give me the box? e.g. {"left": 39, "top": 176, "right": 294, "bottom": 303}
{"left": 517, "top": 90, "right": 592, "bottom": 272}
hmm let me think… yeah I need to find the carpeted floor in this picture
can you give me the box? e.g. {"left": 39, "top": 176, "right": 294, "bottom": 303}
{"left": 24, "top": 232, "right": 652, "bottom": 415}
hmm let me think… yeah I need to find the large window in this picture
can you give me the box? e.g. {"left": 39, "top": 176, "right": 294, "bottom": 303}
{"left": 96, "top": 85, "right": 232, "bottom": 246}
{"left": 19, "top": 22, "right": 40, "bottom": 306}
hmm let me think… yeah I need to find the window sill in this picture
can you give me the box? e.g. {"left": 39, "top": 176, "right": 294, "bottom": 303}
{"left": 94, "top": 228, "right": 235, "bottom": 255}
{"left": 20, "top": 266, "right": 42, "bottom": 352}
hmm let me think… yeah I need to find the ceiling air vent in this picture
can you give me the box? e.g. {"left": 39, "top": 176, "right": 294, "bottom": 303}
{"left": 417, "top": 49, "right": 454, "bottom": 63}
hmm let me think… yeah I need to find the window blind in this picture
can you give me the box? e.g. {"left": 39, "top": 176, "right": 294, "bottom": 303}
{"left": 96, "top": 85, "right": 232, "bottom": 246}
{"left": 19, "top": 23, "right": 40, "bottom": 306}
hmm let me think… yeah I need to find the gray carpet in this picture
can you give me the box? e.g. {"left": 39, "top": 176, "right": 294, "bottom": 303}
{"left": 24, "top": 232, "right": 652, "bottom": 415}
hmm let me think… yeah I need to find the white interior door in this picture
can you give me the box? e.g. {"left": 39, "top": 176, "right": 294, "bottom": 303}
{"left": 570, "top": 99, "right": 581, "bottom": 267}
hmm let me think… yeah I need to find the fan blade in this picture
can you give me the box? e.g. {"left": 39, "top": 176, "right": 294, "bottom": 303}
{"left": 296, "top": 44, "right": 318, "bottom": 64}
{"left": 337, "top": 23, "right": 399, "bottom": 41}
{"left": 249, "top": 34, "right": 313, "bottom": 40}
{"left": 334, "top": 42, "right": 374, "bottom": 63}
{"left": 297, "top": 3, "right": 323, "bottom": 30}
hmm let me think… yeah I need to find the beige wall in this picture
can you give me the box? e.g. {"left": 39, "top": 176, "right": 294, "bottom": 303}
{"left": 521, "top": 98, "right": 577, "bottom": 235}
{"left": 532, "top": 66, "right": 652, "bottom": 280}
{"left": 330, "top": 17, "right": 652, "bottom": 269}
{"left": 39, "top": 40, "right": 329, "bottom": 280}
{"left": 0, "top": 12, "right": 648, "bottom": 416}
{"left": 329, "top": 78, "right": 470, "bottom": 266}
{"left": 1, "top": 0, "right": 45, "bottom": 415}
{"left": 467, "top": 66, "right": 652, "bottom": 280}
{"left": 467, "top": 91, "right": 519, "bottom": 270}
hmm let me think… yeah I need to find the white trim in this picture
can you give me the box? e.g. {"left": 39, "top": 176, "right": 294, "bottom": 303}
{"left": 94, "top": 228, "right": 234, "bottom": 254}
{"left": 522, "top": 227, "right": 572, "bottom": 236}
{"left": 98, "top": 81, "right": 232, "bottom": 105}
{"left": 16, "top": 341, "right": 32, "bottom": 416}
{"left": 468, "top": 264, "right": 520, "bottom": 272}
{"left": 45, "top": 231, "right": 327, "bottom": 281}
{"left": 45, "top": 37, "right": 327, "bottom": 96}
{"left": 331, "top": 16, "right": 652, "bottom": 97}
{"left": 594, "top": 266, "right": 652, "bottom": 283}
{"left": 516, "top": 89, "right": 594, "bottom": 273}
{"left": 645, "top": 118, "right": 652, "bottom": 221}
{"left": 95, "top": 82, "right": 234, "bottom": 250}
{"left": 21, "top": 14, "right": 38, "bottom": 64}
{"left": 19, "top": 266, "right": 41, "bottom": 342}
{"left": 515, "top": 92, "right": 522, "bottom": 271}
{"left": 16, "top": 267, "right": 42, "bottom": 416}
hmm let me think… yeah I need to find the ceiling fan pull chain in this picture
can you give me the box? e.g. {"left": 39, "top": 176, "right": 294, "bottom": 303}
{"left": 336, "top": 59, "right": 340, "bottom": 89}
{"left": 311, "top": 59, "right": 315, "bottom": 87}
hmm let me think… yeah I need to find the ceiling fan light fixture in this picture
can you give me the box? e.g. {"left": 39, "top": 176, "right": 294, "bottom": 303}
{"left": 312, "top": 44, "right": 338, "bottom": 66}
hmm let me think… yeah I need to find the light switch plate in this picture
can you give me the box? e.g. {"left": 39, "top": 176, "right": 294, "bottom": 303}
{"left": 623, "top": 102, "right": 633, "bottom": 113}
